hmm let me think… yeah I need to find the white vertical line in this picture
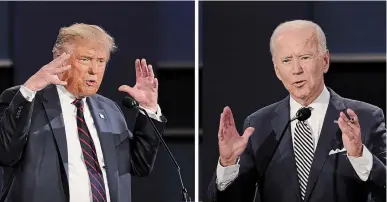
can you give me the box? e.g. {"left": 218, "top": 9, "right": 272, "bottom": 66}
{"left": 194, "top": 0, "right": 199, "bottom": 201}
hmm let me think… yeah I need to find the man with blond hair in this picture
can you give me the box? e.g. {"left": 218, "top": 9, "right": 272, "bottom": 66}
{"left": 0, "top": 23, "right": 166, "bottom": 202}
{"left": 208, "top": 20, "right": 386, "bottom": 202}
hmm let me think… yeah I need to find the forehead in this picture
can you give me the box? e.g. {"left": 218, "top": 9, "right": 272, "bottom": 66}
{"left": 273, "top": 28, "right": 318, "bottom": 56}
{"left": 72, "top": 39, "right": 109, "bottom": 58}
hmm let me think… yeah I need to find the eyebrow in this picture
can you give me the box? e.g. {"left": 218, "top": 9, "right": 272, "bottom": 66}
{"left": 282, "top": 53, "right": 313, "bottom": 58}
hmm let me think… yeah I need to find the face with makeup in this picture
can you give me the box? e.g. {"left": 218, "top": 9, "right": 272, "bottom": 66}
{"left": 59, "top": 39, "right": 109, "bottom": 98}
{"left": 272, "top": 26, "right": 330, "bottom": 106}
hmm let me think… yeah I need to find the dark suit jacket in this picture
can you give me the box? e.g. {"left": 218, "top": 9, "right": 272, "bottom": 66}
{"left": 0, "top": 84, "right": 166, "bottom": 202}
{"left": 208, "top": 88, "right": 386, "bottom": 202}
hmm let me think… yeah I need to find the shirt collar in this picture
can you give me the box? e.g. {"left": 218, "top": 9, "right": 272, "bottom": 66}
{"left": 290, "top": 85, "right": 330, "bottom": 119}
{"left": 56, "top": 85, "right": 86, "bottom": 104}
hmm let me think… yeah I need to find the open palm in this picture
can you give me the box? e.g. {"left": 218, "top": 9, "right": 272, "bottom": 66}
{"left": 119, "top": 59, "right": 158, "bottom": 112}
{"left": 218, "top": 107, "right": 255, "bottom": 166}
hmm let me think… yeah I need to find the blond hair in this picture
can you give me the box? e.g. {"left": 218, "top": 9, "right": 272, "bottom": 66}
{"left": 270, "top": 20, "right": 327, "bottom": 57}
{"left": 52, "top": 23, "right": 117, "bottom": 58}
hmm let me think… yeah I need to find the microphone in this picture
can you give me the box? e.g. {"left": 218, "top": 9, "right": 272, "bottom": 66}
{"left": 253, "top": 107, "right": 312, "bottom": 202}
{"left": 122, "top": 96, "right": 191, "bottom": 202}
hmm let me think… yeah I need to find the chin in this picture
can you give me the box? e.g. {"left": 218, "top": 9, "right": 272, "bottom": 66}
{"left": 80, "top": 87, "right": 99, "bottom": 97}
{"left": 292, "top": 89, "right": 310, "bottom": 100}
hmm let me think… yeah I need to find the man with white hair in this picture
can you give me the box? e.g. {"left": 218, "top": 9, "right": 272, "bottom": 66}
{"left": 0, "top": 23, "right": 166, "bottom": 202}
{"left": 208, "top": 20, "right": 386, "bottom": 202}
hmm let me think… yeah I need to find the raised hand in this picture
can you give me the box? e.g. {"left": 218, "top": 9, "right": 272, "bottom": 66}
{"left": 338, "top": 109, "right": 363, "bottom": 157}
{"left": 119, "top": 58, "right": 158, "bottom": 113}
{"left": 218, "top": 106, "right": 255, "bottom": 167}
{"left": 23, "top": 52, "right": 71, "bottom": 91}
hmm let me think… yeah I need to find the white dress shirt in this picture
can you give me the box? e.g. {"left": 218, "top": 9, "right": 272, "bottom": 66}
{"left": 216, "top": 86, "right": 373, "bottom": 191}
{"left": 19, "top": 85, "right": 162, "bottom": 202}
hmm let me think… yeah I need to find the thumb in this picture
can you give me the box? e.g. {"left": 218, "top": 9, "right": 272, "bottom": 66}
{"left": 242, "top": 127, "right": 255, "bottom": 140}
{"left": 118, "top": 85, "right": 136, "bottom": 96}
{"left": 57, "top": 80, "right": 68, "bottom": 86}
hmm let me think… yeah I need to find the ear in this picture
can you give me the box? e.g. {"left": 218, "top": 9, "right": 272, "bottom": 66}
{"left": 322, "top": 50, "right": 330, "bottom": 73}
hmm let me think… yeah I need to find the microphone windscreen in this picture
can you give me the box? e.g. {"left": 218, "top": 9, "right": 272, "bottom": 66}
{"left": 122, "top": 96, "right": 138, "bottom": 109}
{"left": 296, "top": 107, "right": 312, "bottom": 121}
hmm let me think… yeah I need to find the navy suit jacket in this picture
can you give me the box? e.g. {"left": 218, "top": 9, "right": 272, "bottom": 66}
{"left": 208, "top": 88, "right": 386, "bottom": 202}
{"left": 0, "top": 84, "right": 166, "bottom": 202}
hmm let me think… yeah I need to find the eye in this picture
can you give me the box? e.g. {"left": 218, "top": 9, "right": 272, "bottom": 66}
{"left": 98, "top": 59, "right": 106, "bottom": 64}
{"left": 301, "top": 55, "right": 312, "bottom": 60}
{"left": 282, "top": 58, "right": 291, "bottom": 63}
{"left": 80, "top": 57, "right": 90, "bottom": 62}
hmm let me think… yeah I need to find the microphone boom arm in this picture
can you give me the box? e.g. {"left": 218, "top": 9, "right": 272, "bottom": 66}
{"left": 134, "top": 105, "right": 191, "bottom": 202}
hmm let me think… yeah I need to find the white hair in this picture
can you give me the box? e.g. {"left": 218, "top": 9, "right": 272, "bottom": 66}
{"left": 52, "top": 23, "right": 117, "bottom": 59}
{"left": 269, "top": 20, "right": 327, "bottom": 57}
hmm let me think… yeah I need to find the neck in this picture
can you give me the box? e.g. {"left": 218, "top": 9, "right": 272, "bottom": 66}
{"left": 293, "top": 82, "right": 325, "bottom": 106}
{"left": 62, "top": 85, "right": 84, "bottom": 99}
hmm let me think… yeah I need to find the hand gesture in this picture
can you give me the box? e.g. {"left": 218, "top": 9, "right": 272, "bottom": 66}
{"left": 218, "top": 106, "right": 255, "bottom": 166}
{"left": 338, "top": 109, "right": 363, "bottom": 157}
{"left": 23, "top": 53, "right": 71, "bottom": 91}
{"left": 118, "top": 59, "right": 158, "bottom": 113}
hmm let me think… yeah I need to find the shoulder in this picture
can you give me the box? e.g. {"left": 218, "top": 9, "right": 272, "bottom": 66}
{"left": 329, "top": 88, "right": 385, "bottom": 125}
{"left": 246, "top": 99, "right": 284, "bottom": 123}
{"left": 342, "top": 97, "right": 382, "bottom": 114}
{"left": 92, "top": 94, "right": 122, "bottom": 113}
{"left": 341, "top": 97, "right": 385, "bottom": 123}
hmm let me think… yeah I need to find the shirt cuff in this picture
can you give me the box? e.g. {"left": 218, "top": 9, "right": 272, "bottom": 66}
{"left": 216, "top": 158, "right": 240, "bottom": 191}
{"left": 139, "top": 104, "right": 163, "bottom": 122}
{"left": 20, "top": 85, "right": 37, "bottom": 102}
{"left": 347, "top": 145, "right": 373, "bottom": 181}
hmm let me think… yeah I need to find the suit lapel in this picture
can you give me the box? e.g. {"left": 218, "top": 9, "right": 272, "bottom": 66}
{"left": 40, "top": 84, "right": 70, "bottom": 200}
{"left": 271, "top": 96, "right": 302, "bottom": 202}
{"left": 87, "top": 96, "right": 118, "bottom": 202}
{"left": 303, "top": 89, "right": 345, "bottom": 202}
{"left": 41, "top": 85, "right": 69, "bottom": 175}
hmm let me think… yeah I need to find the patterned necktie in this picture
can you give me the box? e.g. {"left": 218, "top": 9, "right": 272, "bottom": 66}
{"left": 293, "top": 120, "right": 315, "bottom": 200}
{"left": 73, "top": 99, "right": 107, "bottom": 202}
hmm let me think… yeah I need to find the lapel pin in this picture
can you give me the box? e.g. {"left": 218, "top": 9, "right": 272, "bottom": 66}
{"left": 99, "top": 113, "right": 105, "bottom": 119}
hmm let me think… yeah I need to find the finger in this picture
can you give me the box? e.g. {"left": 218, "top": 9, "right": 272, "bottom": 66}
{"left": 118, "top": 85, "right": 136, "bottom": 97}
{"left": 135, "top": 59, "right": 142, "bottom": 78}
{"left": 338, "top": 117, "right": 355, "bottom": 139}
{"left": 346, "top": 108, "right": 358, "bottom": 124}
{"left": 51, "top": 77, "right": 67, "bottom": 86}
{"left": 242, "top": 127, "right": 255, "bottom": 142}
{"left": 338, "top": 117, "right": 353, "bottom": 132}
{"left": 340, "top": 111, "right": 358, "bottom": 132}
{"left": 218, "top": 113, "right": 225, "bottom": 139}
{"left": 147, "top": 64, "right": 155, "bottom": 78}
{"left": 223, "top": 106, "right": 235, "bottom": 127}
{"left": 141, "top": 58, "right": 149, "bottom": 77}
{"left": 222, "top": 107, "right": 233, "bottom": 131}
{"left": 50, "top": 52, "right": 70, "bottom": 67}
{"left": 52, "top": 65, "right": 71, "bottom": 74}
{"left": 153, "top": 78, "right": 158, "bottom": 89}
{"left": 340, "top": 112, "right": 350, "bottom": 122}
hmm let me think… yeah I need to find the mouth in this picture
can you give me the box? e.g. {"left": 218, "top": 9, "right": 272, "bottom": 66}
{"left": 293, "top": 80, "right": 306, "bottom": 87}
{"left": 86, "top": 80, "right": 97, "bottom": 86}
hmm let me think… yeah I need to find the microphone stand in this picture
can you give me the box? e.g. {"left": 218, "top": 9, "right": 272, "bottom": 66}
{"left": 135, "top": 106, "right": 191, "bottom": 202}
{"left": 254, "top": 116, "right": 299, "bottom": 202}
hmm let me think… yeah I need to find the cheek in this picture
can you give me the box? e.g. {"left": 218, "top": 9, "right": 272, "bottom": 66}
{"left": 277, "top": 66, "right": 293, "bottom": 83}
{"left": 98, "top": 66, "right": 106, "bottom": 78}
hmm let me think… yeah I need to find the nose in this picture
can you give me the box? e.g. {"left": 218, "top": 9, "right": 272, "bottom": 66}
{"left": 88, "top": 61, "right": 99, "bottom": 75}
{"left": 292, "top": 58, "right": 303, "bottom": 75}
